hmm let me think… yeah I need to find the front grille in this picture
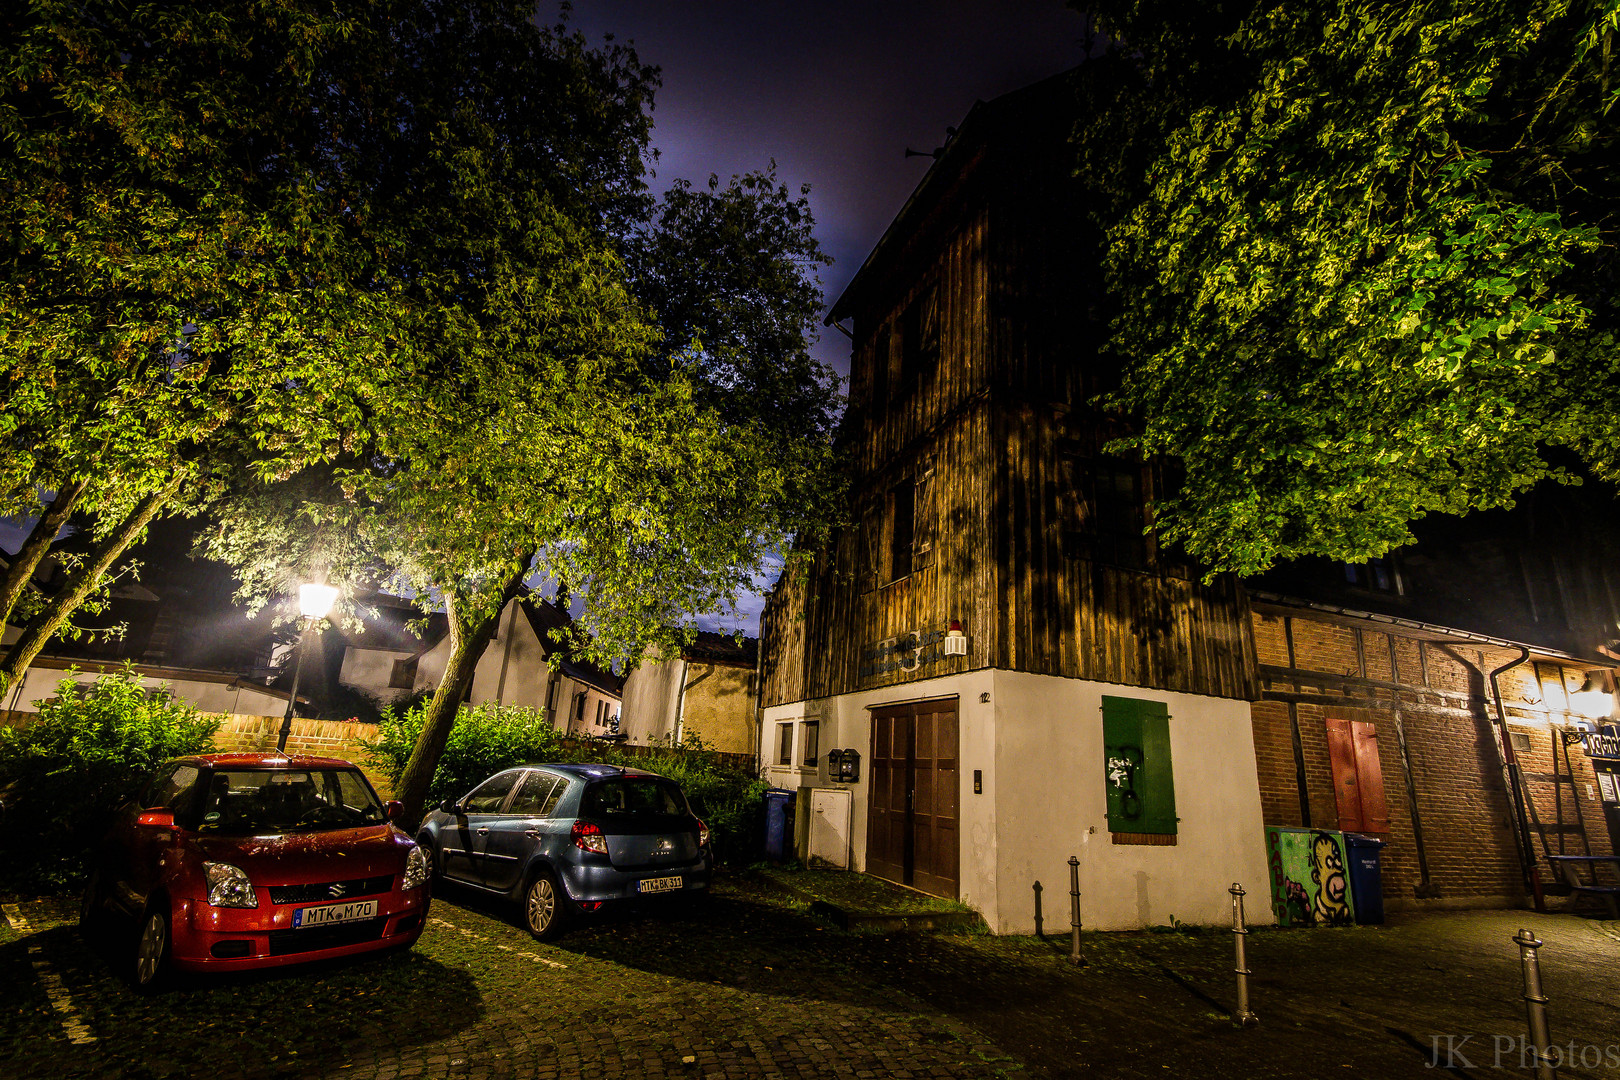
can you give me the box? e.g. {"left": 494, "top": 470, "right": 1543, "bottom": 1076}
{"left": 266, "top": 918, "right": 387, "bottom": 956}
{"left": 267, "top": 875, "right": 393, "bottom": 906}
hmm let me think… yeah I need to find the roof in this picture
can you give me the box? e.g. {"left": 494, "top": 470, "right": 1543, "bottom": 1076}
{"left": 828, "top": 64, "right": 1085, "bottom": 324}
{"left": 342, "top": 594, "right": 446, "bottom": 654}
{"left": 518, "top": 596, "right": 624, "bottom": 695}
{"left": 681, "top": 631, "right": 757, "bottom": 667}
{"left": 22, "top": 655, "right": 307, "bottom": 704}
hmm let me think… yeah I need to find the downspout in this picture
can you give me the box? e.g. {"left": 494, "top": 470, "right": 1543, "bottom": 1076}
{"left": 493, "top": 600, "right": 518, "bottom": 706}
{"left": 673, "top": 656, "right": 690, "bottom": 746}
{"left": 1487, "top": 646, "right": 1542, "bottom": 905}
{"left": 753, "top": 606, "right": 769, "bottom": 772}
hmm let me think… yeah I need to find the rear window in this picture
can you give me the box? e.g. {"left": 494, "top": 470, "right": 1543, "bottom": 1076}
{"left": 581, "top": 778, "right": 686, "bottom": 818}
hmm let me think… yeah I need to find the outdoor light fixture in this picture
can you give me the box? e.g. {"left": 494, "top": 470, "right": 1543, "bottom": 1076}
{"left": 943, "top": 619, "right": 968, "bottom": 656}
{"left": 1569, "top": 670, "right": 1615, "bottom": 720}
{"left": 278, "top": 581, "right": 339, "bottom": 752}
{"left": 298, "top": 582, "right": 339, "bottom": 621}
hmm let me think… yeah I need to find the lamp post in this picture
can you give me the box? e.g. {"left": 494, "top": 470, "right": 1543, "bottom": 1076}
{"left": 276, "top": 583, "right": 339, "bottom": 753}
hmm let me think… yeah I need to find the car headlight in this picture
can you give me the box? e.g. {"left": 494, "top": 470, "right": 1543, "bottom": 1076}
{"left": 204, "top": 862, "right": 258, "bottom": 908}
{"left": 402, "top": 844, "right": 430, "bottom": 891}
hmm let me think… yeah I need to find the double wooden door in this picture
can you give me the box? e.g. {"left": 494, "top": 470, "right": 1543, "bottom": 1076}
{"left": 867, "top": 697, "right": 959, "bottom": 898}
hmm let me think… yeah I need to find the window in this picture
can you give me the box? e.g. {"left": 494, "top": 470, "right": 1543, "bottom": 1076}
{"left": 1325, "top": 714, "right": 1390, "bottom": 833}
{"left": 1060, "top": 449, "right": 1150, "bottom": 569}
{"left": 546, "top": 673, "right": 561, "bottom": 714}
{"left": 801, "top": 720, "right": 820, "bottom": 768}
{"left": 1343, "top": 557, "right": 1402, "bottom": 594}
{"left": 142, "top": 764, "right": 199, "bottom": 811}
{"left": 508, "top": 771, "right": 562, "bottom": 817}
{"left": 1102, "top": 696, "right": 1177, "bottom": 842}
{"left": 869, "top": 325, "right": 891, "bottom": 413}
{"left": 899, "top": 285, "right": 939, "bottom": 388}
{"left": 777, "top": 722, "right": 795, "bottom": 766}
{"left": 583, "top": 778, "right": 686, "bottom": 817}
{"left": 890, "top": 482, "right": 915, "bottom": 581}
{"left": 463, "top": 770, "right": 519, "bottom": 814}
{"left": 389, "top": 656, "right": 418, "bottom": 690}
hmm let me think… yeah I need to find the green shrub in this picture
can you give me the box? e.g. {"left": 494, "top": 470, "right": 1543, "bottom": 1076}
{"left": 0, "top": 669, "right": 219, "bottom": 892}
{"left": 364, "top": 702, "right": 767, "bottom": 863}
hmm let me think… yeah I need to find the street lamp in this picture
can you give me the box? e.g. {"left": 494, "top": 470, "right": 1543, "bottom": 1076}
{"left": 276, "top": 583, "right": 340, "bottom": 752}
{"left": 1569, "top": 670, "right": 1615, "bottom": 721}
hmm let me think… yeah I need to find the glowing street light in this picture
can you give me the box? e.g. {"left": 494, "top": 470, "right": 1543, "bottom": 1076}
{"left": 277, "top": 582, "right": 340, "bottom": 752}
{"left": 1569, "top": 670, "right": 1615, "bottom": 721}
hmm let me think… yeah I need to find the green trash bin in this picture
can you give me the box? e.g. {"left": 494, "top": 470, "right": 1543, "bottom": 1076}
{"left": 1265, "top": 826, "right": 1357, "bottom": 927}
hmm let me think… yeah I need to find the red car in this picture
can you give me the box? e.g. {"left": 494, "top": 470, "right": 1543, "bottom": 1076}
{"left": 82, "top": 752, "right": 431, "bottom": 989}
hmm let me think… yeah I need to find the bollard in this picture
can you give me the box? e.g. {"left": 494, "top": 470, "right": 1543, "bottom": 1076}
{"left": 1513, "top": 929, "right": 1556, "bottom": 1079}
{"left": 1230, "top": 883, "right": 1258, "bottom": 1027}
{"left": 1068, "top": 856, "right": 1085, "bottom": 966}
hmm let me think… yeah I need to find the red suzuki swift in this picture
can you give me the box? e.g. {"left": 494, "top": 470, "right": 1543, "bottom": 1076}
{"left": 82, "top": 753, "right": 431, "bottom": 989}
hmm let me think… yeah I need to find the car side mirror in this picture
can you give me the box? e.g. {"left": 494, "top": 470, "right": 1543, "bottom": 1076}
{"left": 438, "top": 798, "right": 462, "bottom": 815}
{"left": 137, "top": 809, "right": 175, "bottom": 829}
{"left": 385, "top": 800, "right": 404, "bottom": 823}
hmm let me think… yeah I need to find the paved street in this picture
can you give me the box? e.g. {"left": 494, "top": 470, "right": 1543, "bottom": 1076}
{"left": 3, "top": 875, "right": 1619, "bottom": 1079}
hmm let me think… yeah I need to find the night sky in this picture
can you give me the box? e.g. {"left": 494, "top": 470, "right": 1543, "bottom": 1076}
{"left": 564, "top": 0, "right": 1091, "bottom": 378}
{"left": 562, "top": 1, "right": 1092, "bottom": 634}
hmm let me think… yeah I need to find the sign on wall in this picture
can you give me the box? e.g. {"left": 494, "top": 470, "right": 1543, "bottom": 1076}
{"left": 859, "top": 628, "right": 948, "bottom": 681}
{"left": 1579, "top": 722, "right": 1620, "bottom": 760}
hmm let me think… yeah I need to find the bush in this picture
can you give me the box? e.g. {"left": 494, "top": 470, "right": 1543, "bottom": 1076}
{"left": 364, "top": 703, "right": 767, "bottom": 863}
{"left": 0, "top": 669, "right": 219, "bottom": 892}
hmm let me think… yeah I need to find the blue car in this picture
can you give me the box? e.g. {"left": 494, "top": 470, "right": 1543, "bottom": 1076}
{"left": 417, "top": 764, "right": 711, "bottom": 939}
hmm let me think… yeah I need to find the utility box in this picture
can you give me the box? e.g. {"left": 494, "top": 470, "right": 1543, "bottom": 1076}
{"left": 1264, "top": 826, "right": 1357, "bottom": 927}
{"left": 807, "top": 788, "right": 852, "bottom": 869}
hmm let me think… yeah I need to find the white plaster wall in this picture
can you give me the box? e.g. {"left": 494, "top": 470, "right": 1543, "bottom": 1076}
{"left": 619, "top": 653, "right": 685, "bottom": 746}
{"left": 760, "top": 668, "right": 1270, "bottom": 935}
{"left": 991, "top": 669, "right": 1272, "bottom": 933}
{"left": 1, "top": 667, "right": 289, "bottom": 717}
{"left": 471, "top": 602, "right": 552, "bottom": 709}
{"left": 338, "top": 647, "right": 416, "bottom": 705}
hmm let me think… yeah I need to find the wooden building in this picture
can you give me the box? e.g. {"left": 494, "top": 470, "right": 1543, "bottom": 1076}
{"left": 761, "top": 66, "right": 1620, "bottom": 930}
{"left": 759, "top": 69, "right": 1270, "bottom": 932}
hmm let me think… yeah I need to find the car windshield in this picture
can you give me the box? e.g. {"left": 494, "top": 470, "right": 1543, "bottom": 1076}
{"left": 581, "top": 777, "right": 686, "bottom": 818}
{"left": 197, "top": 768, "right": 385, "bottom": 834}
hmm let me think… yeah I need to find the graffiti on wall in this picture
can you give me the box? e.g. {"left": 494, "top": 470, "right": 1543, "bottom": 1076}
{"left": 1265, "top": 827, "right": 1356, "bottom": 927}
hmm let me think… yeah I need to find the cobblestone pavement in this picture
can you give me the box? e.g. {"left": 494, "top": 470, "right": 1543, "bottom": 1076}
{"left": 3, "top": 875, "right": 1619, "bottom": 1079}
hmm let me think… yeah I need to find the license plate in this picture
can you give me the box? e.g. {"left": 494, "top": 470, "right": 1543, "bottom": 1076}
{"left": 637, "top": 876, "right": 682, "bottom": 894}
{"left": 292, "top": 900, "right": 378, "bottom": 928}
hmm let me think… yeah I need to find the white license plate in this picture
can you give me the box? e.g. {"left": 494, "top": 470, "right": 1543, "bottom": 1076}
{"left": 637, "top": 876, "right": 683, "bottom": 894}
{"left": 292, "top": 899, "right": 378, "bottom": 928}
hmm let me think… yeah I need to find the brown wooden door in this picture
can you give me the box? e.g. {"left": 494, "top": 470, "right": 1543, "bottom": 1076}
{"left": 867, "top": 698, "right": 959, "bottom": 898}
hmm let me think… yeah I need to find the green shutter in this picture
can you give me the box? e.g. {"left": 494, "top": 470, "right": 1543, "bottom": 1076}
{"left": 1102, "top": 696, "right": 1177, "bottom": 835}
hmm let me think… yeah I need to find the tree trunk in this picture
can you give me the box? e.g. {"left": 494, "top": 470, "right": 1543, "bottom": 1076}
{"left": 395, "top": 566, "right": 530, "bottom": 828}
{"left": 0, "top": 478, "right": 89, "bottom": 629}
{"left": 0, "top": 475, "right": 184, "bottom": 696}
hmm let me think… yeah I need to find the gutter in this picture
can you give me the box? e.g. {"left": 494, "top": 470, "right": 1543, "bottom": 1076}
{"left": 1486, "top": 646, "right": 1542, "bottom": 905}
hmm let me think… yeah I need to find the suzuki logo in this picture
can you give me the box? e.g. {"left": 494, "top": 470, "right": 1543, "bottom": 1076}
{"left": 329, "top": 882, "right": 348, "bottom": 898}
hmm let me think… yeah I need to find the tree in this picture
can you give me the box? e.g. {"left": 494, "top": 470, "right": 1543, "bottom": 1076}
{"left": 1088, "top": 0, "right": 1620, "bottom": 575}
{"left": 0, "top": 0, "right": 420, "bottom": 684}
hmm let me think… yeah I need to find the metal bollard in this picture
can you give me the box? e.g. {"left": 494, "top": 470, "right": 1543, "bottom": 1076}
{"left": 1230, "top": 882, "right": 1258, "bottom": 1027}
{"left": 1513, "top": 929, "right": 1556, "bottom": 1079}
{"left": 1068, "top": 856, "right": 1085, "bottom": 965}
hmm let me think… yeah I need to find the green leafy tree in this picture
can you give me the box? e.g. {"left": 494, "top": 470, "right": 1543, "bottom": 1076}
{"left": 1088, "top": 0, "right": 1620, "bottom": 574}
{"left": 0, "top": 668, "right": 219, "bottom": 890}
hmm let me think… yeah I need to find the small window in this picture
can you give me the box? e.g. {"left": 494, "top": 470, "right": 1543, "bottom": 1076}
{"left": 869, "top": 325, "right": 891, "bottom": 413}
{"left": 801, "top": 721, "right": 820, "bottom": 768}
{"left": 899, "top": 285, "right": 939, "bottom": 388}
{"left": 1344, "top": 557, "right": 1402, "bottom": 594}
{"left": 1325, "top": 714, "right": 1390, "bottom": 833}
{"left": 777, "top": 722, "right": 794, "bottom": 767}
{"left": 890, "top": 482, "right": 915, "bottom": 581}
{"left": 389, "top": 656, "right": 418, "bottom": 690}
{"left": 463, "top": 771, "right": 520, "bottom": 814}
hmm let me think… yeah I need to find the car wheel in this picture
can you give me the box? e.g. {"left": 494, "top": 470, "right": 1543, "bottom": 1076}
{"left": 416, "top": 834, "right": 442, "bottom": 886}
{"left": 523, "top": 871, "right": 568, "bottom": 942}
{"left": 133, "top": 905, "right": 171, "bottom": 991}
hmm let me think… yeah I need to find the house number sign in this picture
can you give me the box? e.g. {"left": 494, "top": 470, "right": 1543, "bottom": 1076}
{"left": 859, "top": 628, "right": 947, "bottom": 680}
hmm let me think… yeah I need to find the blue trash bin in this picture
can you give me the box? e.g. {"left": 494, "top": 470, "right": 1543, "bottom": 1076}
{"left": 764, "top": 788, "right": 796, "bottom": 862}
{"left": 1345, "top": 834, "right": 1387, "bottom": 924}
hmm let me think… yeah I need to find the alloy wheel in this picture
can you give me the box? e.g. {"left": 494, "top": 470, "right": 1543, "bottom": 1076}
{"left": 136, "top": 910, "right": 168, "bottom": 987}
{"left": 526, "top": 876, "right": 557, "bottom": 937}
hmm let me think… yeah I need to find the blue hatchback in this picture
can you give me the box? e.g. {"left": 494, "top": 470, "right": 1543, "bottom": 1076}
{"left": 417, "top": 764, "right": 712, "bottom": 939}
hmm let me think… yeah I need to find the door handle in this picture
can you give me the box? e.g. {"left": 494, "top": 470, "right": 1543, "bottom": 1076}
{"left": 477, "top": 826, "right": 489, "bottom": 836}
{"left": 524, "top": 829, "right": 538, "bottom": 838}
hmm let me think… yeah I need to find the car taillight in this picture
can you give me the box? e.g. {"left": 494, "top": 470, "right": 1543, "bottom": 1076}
{"left": 697, "top": 820, "right": 710, "bottom": 848}
{"left": 572, "top": 820, "right": 608, "bottom": 853}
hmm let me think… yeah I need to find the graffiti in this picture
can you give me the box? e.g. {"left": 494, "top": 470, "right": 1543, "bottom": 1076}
{"left": 1265, "top": 826, "right": 1356, "bottom": 927}
{"left": 1309, "top": 831, "right": 1353, "bottom": 926}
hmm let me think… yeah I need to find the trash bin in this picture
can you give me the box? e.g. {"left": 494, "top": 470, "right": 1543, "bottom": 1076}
{"left": 1344, "top": 833, "right": 1387, "bottom": 925}
{"left": 1264, "top": 826, "right": 1358, "bottom": 927}
{"left": 764, "top": 788, "right": 797, "bottom": 862}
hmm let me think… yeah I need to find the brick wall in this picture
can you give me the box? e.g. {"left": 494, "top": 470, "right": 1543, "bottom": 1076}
{"left": 1250, "top": 609, "right": 1617, "bottom": 913}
